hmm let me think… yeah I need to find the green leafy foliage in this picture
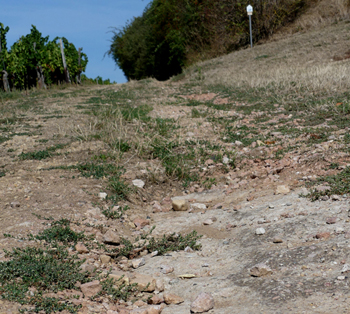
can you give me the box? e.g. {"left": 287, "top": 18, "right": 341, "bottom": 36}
{"left": 0, "top": 246, "right": 88, "bottom": 313}
{"left": 1, "top": 24, "right": 88, "bottom": 90}
{"left": 18, "top": 144, "right": 66, "bottom": 160}
{"left": 99, "top": 277, "right": 137, "bottom": 302}
{"left": 114, "top": 230, "right": 202, "bottom": 258}
{"left": 305, "top": 167, "right": 350, "bottom": 201}
{"left": 31, "top": 219, "right": 87, "bottom": 244}
{"left": 102, "top": 205, "right": 129, "bottom": 220}
{"left": 108, "top": 0, "right": 306, "bottom": 80}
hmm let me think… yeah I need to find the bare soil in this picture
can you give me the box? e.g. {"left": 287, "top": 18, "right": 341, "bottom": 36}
{"left": 1, "top": 22, "right": 350, "bottom": 314}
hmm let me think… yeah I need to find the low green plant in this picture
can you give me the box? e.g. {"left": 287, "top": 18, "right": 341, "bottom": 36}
{"left": 202, "top": 177, "right": 216, "bottom": 189}
{"left": 108, "top": 176, "right": 131, "bottom": 202}
{"left": 110, "top": 139, "right": 131, "bottom": 152}
{"left": 76, "top": 162, "right": 119, "bottom": 179}
{"left": 19, "top": 144, "right": 66, "bottom": 161}
{"left": 304, "top": 166, "right": 350, "bottom": 201}
{"left": 112, "top": 230, "right": 202, "bottom": 258}
{"left": 19, "top": 150, "right": 52, "bottom": 160}
{"left": 191, "top": 108, "right": 208, "bottom": 118}
{"left": 0, "top": 245, "right": 89, "bottom": 313}
{"left": 223, "top": 124, "right": 263, "bottom": 147}
{"left": 102, "top": 205, "right": 129, "bottom": 220}
{"left": 146, "top": 231, "right": 202, "bottom": 255}
{"left": 30, "top": 218, "right": 87, "bottom": 244}
{"left": 99, "top": 277, "right": 137, "bottom": 301}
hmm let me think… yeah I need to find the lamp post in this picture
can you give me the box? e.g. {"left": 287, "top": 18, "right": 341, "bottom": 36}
{"left": 247, "top": 5, "right": 253, "bottom": 48}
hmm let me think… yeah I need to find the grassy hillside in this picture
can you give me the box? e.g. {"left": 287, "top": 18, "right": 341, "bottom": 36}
{"left": 109, "top": 0, "right": 350, "bottom": 82}
{"left": 177, "top": 19, "right": 350, "bottom": 118}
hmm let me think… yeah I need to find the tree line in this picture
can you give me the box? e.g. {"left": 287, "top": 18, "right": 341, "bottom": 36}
{"left": 0, "top": 23, "right": 88, "bottom": 91}
{"left": 108, "top": 0, "right": 307, "bottom": 81}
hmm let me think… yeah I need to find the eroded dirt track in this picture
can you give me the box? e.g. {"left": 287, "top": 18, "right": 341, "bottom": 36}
{"left": 0, "top": 81, "right": 350, "bottom": 314}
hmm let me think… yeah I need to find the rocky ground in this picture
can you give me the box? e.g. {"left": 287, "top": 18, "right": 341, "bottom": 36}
{"left": 0, "top": 78, "right": 350, "bottom": 314}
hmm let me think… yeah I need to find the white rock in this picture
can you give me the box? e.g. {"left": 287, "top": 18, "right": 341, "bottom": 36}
{"left": 98, "top": 192, "right": 108, "bottom": 200}
{"left": 341, "top": 264, "right": 350, "bottom": 273}
{"left": 132, "top": 179, "right": 145, "bottom": 188}
{"left": 222, "top": 156, "right": 230, "bottom": 164}
{"left": 235, "top": 140, "right": 243, "bottom": 147}
{"left": 191, "top": 203, "right": 207, "bottom": 210}
{"left": 335, "top": 227, "right": 344, "bottom": 234}
{"left": 275, "top": 185, "right": 290, "bottom": 195}
{"left": 132, "top": 258, "right": 146, "bottom": 269}
{"left": 255, "top": 228, "right": 266, "bottom": 235}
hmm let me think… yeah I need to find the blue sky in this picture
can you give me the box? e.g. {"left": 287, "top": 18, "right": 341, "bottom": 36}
{"left": 1, "top": 0, "right": 153, "bottom": 83}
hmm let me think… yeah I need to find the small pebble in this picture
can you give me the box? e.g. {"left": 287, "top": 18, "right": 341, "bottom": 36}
{"left": 255, "top": 228, "right": 266, "bottom": 235}
{"left": 273, "top": 238, "right": 283, "bottom": 243}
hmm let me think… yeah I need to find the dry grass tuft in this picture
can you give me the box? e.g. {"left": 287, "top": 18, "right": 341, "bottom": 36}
{"left": 184, "top": 19, "right": 350, "bottom": 108}
{"left": 275, "top": 0, "right": 350, "bottom": 36}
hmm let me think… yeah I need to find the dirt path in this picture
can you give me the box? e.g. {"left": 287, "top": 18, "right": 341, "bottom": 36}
{"left": 0, "top": 82, "right": 349, "bottom": 313}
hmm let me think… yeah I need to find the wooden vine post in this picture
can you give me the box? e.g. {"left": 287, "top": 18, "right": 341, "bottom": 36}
{"left": 0, "top": 36, "right": 10, "bottom": 92}
{"left": 33, "top": 42, "right": 47, "bottom": 89}
{"left": 76, "top": 47, "right": 82, "bottom": 84}
{"left": 59, "top": 39, "right": 71, "bottom": 83}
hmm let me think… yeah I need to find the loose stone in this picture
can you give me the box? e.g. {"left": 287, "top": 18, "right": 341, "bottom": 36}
{"left": 103, "top": 229, "right": 120, "bottom": 244}
{"left": 275, "top": 185, "right": 290, "bottom": 195}
{"left": 163, "top": 292, "right": 184, "bottom": 305}
{"left": 80, "top": 280, "right": 102, "bottom": 297}
{"left": 132, "top": 258, "right": 146, "bottom": 269}
{"left": 255, "top": 228, "right": 266, "bottom": 235}
{"left": 132, "top": 179, "right": 145, "bottom": 188}
{"left": 172, "top": 199, "right": 189, "bottom": 211}
{"left": 75, "top": 242, "right": 89, "bottom": 253}
{"left": 250, "top": 263, "right": 273, "bottom": 277}
{"left": 315, "top": 232, "right": 331, "bottom": 240}
{"left": 160, "top": 264, "right": 174, "bottom": 274}
{"left": 326, "top": 217, "right": 337, "bottom": 224}
{"left": 98, "top": 192, "right": 107, "bottom": 200}
{"left": 273, "top": 237, "right": 283, "bottom": 243}
{"left": 190, "top": 292, "right": 215, "bottom": 313}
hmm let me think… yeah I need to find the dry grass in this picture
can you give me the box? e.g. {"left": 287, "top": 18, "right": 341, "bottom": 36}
{"left": 290, "top": 0, "right": 350, "bottom": 32}
{"left": 184, "top": 19, "right": 350, "bottom": 106}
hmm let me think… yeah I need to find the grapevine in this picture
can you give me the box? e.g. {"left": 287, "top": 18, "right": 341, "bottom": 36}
{"left": 0, "top": 23, "right": 88, "bottom": 90}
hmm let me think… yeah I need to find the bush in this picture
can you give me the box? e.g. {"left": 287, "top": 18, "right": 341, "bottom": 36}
{"left": 108, "top": 0, "right": 307, "bottom": 81}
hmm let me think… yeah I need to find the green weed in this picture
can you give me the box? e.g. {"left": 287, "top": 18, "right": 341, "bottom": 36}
{"left": 30, "top": 219, "right": 87, "bottom": 244}
{"left": 112, "top": 230, "right": 202, "bottom": 258}
{"left": 110, "top": 139, "right": 131, "bottom": 152}
{"left": 0, "top": 246, "right": 89, "bottom": 313}
{"left": 19, "top": 150, "right": 52, "bottom": 160}
{"left": 102, "top": 205, "right": 129, "bottom": 220}
{"left": 98, "top": 277, "right": 137, "bottom": 302}
{"left": 19, "top": 144, "right": 66, "bottom": 161}
{"left": 304, "top": 166, "right": 350, "bottom": 201}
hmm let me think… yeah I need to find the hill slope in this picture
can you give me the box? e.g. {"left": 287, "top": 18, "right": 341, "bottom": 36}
{"left": 0, "top": 17, "right": 350, "bottom": 313}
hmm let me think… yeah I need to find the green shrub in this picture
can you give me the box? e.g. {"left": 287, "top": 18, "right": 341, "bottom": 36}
{"left": 108, "top": 0, "right": 307, "bottom": 81}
